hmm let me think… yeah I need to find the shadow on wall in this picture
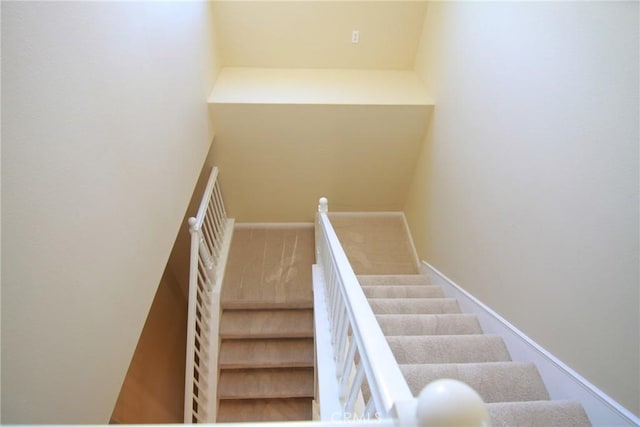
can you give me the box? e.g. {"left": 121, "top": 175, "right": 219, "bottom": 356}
{"left": 110, "top": 264, "right": 187, "bottom": 423}
{"left": 111, "top": 147, "right": 216, "bottom": 423}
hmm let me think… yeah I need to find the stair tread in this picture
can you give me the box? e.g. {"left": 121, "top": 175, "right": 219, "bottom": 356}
{"left": 400, "top": 362, "right": 549, "bottom": 402}
{"left": 369, "top": 298, "right": 460, "bottom": 314}
{"left": 219, "top": 338, "right": 314, "bottom": 369}
{"left": 358, "top": 274, "right": 431, "bottom": 286}
{"left": 387, "top": 335, "right": 511, "bottom": 364}
{"left": 220, "top": 226, "right": 314, "bottom": 310}
{"left": 362, "top": 285, "right": 444, "bottom": 298}
{"left": 330, "top": 214, "right": 419, "bottom": 274}
{"left": 221, "top": 300, "right": 313, "bottom": 310}
{"left": 220, "top": 309, "right": 313, "bottom": 339}
{"left": 376, "top": 313, "right": 483, "bottom": 335}
{"left": 217, "top": 398, "right": 313, "bottom": 422}
{"left": 486, "top": 400, "right": 591, "bottom": 427}
{"left": 219, "top": 368, "right": 314, "bottom": 399}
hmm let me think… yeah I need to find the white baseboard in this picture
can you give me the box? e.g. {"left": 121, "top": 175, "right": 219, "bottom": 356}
{"left": 234, "top": 222, "right": 314, "bottom": 229}
{"left": 399, "top": 213, "right": 420, "bottom": 273}
{"left": 327, "top": 212, "right": 404, "bottom": 217}
{"left": 421, "top": 261, "right": 639, "bottom": 427}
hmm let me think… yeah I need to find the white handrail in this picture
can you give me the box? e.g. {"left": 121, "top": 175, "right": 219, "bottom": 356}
{"left": 184, "top": 167, "right": 234, "bottom": 423}
{"left": 315, "top": 198, "right": 414, "bottom": 420}
{"left": 314, "top": 198, "right": 490, "bottom": 427}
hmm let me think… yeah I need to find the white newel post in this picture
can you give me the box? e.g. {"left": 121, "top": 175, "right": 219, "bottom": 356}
{"left": 316, "top": 197, "right": 328, "bottom": 261}
{"left": 318, "top": 196, "right": 328, "bottom": 213}
{"left": 313, "top": 194, "right": 491, "bottom": 426}
{"left": 412, "top": 379, "right": 491, "bottom": 427}
{"left": 189, "top": 217, "right": 214, "bottom": 291}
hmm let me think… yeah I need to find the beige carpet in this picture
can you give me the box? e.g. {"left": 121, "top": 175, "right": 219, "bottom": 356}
{"left": 221, "top": 225, "right": 314, "bottom": 308}
{"left": 329, "top": 214, "right": 418, "bottom": 275}
{"left": 218, "top": 225, "right": 315, "bottom": 422}
{"left": 359, "top": 274, "right": 591, "bottom": 426}
{"left": 329, "top": 216, "right": 590, "bottom": 426}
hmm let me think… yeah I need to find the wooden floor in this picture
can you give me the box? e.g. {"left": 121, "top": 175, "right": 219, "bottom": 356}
{"left": 329, "top": 214, "right": 419, "bottom": 275}
{"left": 217, "top": 225, "right": 315, "bottom": 422}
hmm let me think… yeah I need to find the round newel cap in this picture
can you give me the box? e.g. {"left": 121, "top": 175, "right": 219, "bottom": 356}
{"left": 416, "top": 379, "right": 491, "bottom": 427}
{"left": 318, "top": 197, "right": 328, "bottom": 213}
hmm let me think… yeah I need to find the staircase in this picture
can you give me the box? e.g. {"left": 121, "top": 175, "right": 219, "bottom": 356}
{"left": 330, "top": 213, "right": 591, "bottom": 426}
{"left": 217, "top": 308, "right": 314, "bottom": 422}
{"left": 360, "top": 274, "right": 590, "bottom": 427}
{"left": 206, "top": 212, "right": 594, "bottom": 424}
{"left": 216, "top": 226, "right": 315, "bottom": 422}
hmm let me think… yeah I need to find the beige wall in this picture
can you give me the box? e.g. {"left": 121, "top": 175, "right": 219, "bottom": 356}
{"left": 213, "top": 1, "right": 427, "bottom": 69}
{"left": 405, "top": 1, "right": 639, "bottom": 414}
{"left": 1, "top": 1, "right": 220, "bottom": 423}
{"left": 209, "top": 103, "right": 430, "bottom": 222}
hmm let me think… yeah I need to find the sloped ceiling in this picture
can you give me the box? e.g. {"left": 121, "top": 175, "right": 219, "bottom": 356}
{"left": 213, "top": 1, "right": 429, "bottom": 69}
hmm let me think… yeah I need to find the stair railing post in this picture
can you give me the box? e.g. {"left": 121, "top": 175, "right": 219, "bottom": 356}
{"left": 184, "top": 167, "right": 234, "bottom": 423}
{"left": 412, "top": 379, "right": 490, "bottom": 427}
{"left": 189, "top": 218, "right": 215, "bottom": 292}
{"left": 185, "top": 216, "right": 201, "bottom": 423}
{"left": 318, "top": 196, "right": 328, "bottom": 213}
{"left": 315, "top": 196, "right": 415, "bottom": 420}
{"left": 316, "top": 196, "right": 328, "bottom": 261}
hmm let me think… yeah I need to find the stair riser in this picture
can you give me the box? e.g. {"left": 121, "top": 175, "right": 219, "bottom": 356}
{"left": 217, "top": 398, "right": 313, "bottom": 422}
{"left": 400, "top": 362, "right": 549, "bottom": 403}
{"left": 377, "top": 314, "right": 483, "bottom": 335}
{"left": 487, "top": 401, "right": 591, "bottom": 427}
{"left": 218, "top": 368, "right": 314, "bottom": 399}
{"left": 218, "top": 338, "right": 314, "bottom": 369}
{"left": 358, "top": 275, "right": 432, "bottom": 287}
{"left": 387, "top": 335, "right": 511, "bottom": 364}
{"left": 220, "top": 308, "right": 314, "bottom": 340}
{"left": 369, "top": 298, "right": 460, "bottom": 314}
{"left": 363, "top": 286, "right": 445, "bottom": 298}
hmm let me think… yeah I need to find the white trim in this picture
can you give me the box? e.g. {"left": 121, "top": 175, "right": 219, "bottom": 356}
{"left": 184, "top": 167, "right": 233, "bottom": 423}
{"left": 421, "top": 261, "right": 640, "bottom": 427}
{"left": 326, "top": 212, "right": 404, "bottom": 218}
{"left": 313, "top": 264, "right": 343, "bottom": 421}
{"left": 399, "top": 213, "right": 420, "bottom": 272}
{"left": 234, "top": 222, "right": 314, "bottom": 229}
{"left": 214, "top": 219, "right": 235, "bottom": 293}
{"left": 316, "top": 212, "right": 414, "bottom": 417}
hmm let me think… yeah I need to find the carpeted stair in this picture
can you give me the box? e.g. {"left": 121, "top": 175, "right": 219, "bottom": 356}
{"left": 359, "top": 274, "right": 591, "bottom": 427}
{"left": 216, "top": 226, "right": 315, "bottom": 422}
{"left": 216, "top": 308, "right": 314, "bottom": 422}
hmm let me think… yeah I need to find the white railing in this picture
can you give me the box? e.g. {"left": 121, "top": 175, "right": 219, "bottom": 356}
{"left": 184, "top": 167, "right": 234, "bottom": 423}
{"left": 314, "top": 198, "right": 490, "bottom": 427}
{"left": 315, "top": 198, "right": 415, "bottom": 421}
